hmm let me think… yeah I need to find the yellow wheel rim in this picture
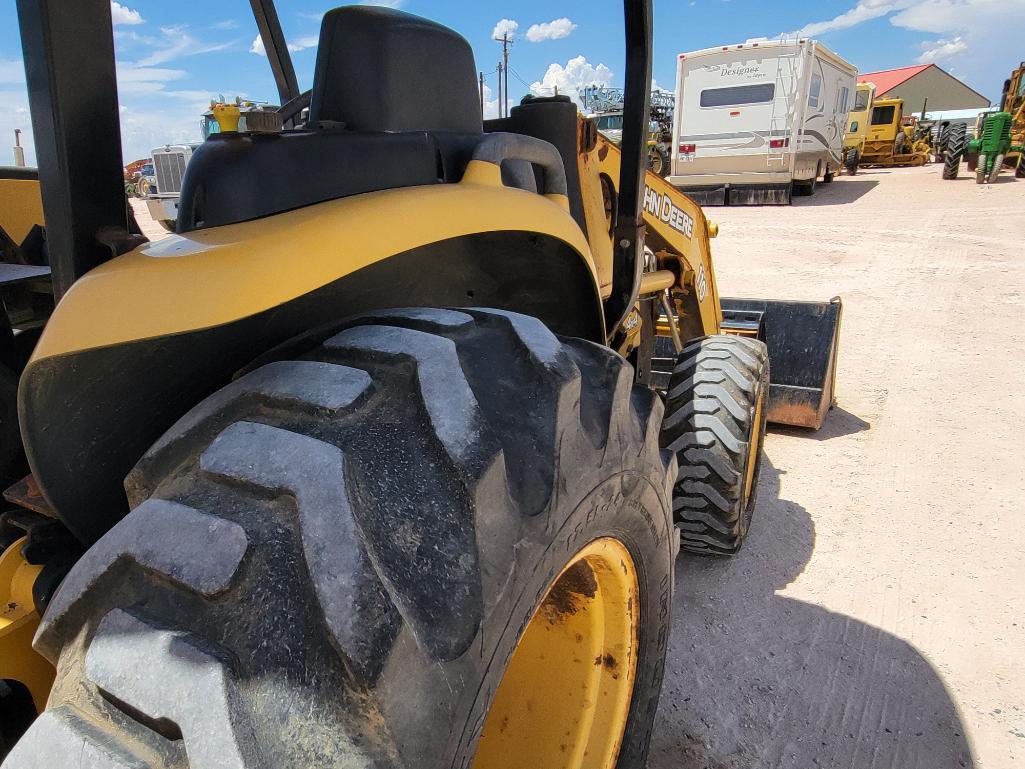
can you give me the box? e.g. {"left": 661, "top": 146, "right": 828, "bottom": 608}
{"left": 743, "top": 388, "right": 765, "bottom": 506}
{"left": 0, "top": 537, "right": 55, "bottom": 712}
{"left": 472, "top": 537, "right": 639, "bottom": 769}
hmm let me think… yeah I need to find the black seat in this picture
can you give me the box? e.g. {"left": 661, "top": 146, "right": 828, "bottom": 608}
{"left": 177, "top": 7, "right": 483, "bottom": 233}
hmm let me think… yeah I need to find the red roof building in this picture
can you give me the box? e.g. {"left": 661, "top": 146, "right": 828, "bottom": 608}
{"left": 858, "top": 64, "right": 990, "bottom": 112}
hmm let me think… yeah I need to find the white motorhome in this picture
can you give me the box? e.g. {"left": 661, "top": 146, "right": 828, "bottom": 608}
{"left": 668, "top": 38, "right": 857, "bottom": 205}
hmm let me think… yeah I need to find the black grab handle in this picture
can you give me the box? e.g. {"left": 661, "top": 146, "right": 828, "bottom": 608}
{"left": 471, "top": 133, "right": 569, "bottom": 196}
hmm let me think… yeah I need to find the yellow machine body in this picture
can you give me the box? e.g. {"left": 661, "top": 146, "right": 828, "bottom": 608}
{"left": 861, "top": 98, "right": 930, "bottom": 167}
{"left": 0, "top": 178, "right": 44, "bottom": 248}
{"left": 843, "top": 82, "right": 876, "bottom": 157}
{"left": 1001, "top": 62, "right": 1024, "bottom": 170}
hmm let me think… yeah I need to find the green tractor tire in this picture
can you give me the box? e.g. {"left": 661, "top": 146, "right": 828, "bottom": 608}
{"left": 988, "top": 153, "right": 1004, "bottom": 184}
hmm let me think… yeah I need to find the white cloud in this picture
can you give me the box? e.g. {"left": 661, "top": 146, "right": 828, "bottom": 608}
{"left": 918, "top": 36, "right": 967, "bottom": 62}
{"left": 0, "top": 89, "right": 34, "bottom": 165}
{"left": 791, "top": 0, "right": 1022, "bottom": 99}
{"left": 0, "top": 60, "right": 25, "bottom": 86}
{"left": 480, "top": 83, "right": 513, "bottom": 120}
{"left": 525, "top": 18, "right": 577, "bottom": 42}
{"left": 530, "top": 56, "right": 613, "bottom": 106}
{"left": 794, "top": 0, "right": 907, "bottom": 37}
{"left": 111, "top": 2, "right": 144, "bottom": 26}
{"left": 492, "top": 19, "right": 519, "bottom": 40}
{"left": 134, "top": 26, "right": 234, "bottom": 66}
{"left": 249, "top": 34, "right": 319, "bottom": 56}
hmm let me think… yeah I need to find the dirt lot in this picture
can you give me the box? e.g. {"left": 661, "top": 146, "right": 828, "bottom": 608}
{"left": 648, "top": 166, "right": 1024, "bottom": 769}
{"left": 131, "top": 165, "right": 1024, "bottom": 768}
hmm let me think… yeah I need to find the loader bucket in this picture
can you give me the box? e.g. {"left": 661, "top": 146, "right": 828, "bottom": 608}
{"left": 720, "top": 296, "right": 843, "bottom": 430}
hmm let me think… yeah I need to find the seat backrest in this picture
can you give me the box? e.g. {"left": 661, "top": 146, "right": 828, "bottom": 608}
{"left": 177, "top": 7, "right": 492, "bottom": 233}
{"left": 309, "top": 6, "right": 481, "bottom": 134}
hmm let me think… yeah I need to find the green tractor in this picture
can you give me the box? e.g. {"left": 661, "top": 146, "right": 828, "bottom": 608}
{"left": 946, "top": 111, "right": 1017, "bottom": 183}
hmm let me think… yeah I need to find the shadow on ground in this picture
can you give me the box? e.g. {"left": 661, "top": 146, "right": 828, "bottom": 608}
{"left": 769, "top": 405, "right": 870, "bottom": 442}
{"left": 648, "top": 458, "right": 973, "bottom": 769}
{"left": 793, "top": 178, "right": 879, "bottom": 206}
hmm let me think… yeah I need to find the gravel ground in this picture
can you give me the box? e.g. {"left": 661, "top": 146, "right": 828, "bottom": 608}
{"left": 649, "top": 165, "right": 1024, "bottom": 769}
{"left": 131, "top": 165, "right": 1024, "bottom": 768}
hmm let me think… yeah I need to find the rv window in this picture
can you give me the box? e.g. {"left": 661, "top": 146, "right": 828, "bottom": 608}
{"left": 871, "top": 105, "right": 896, "bottom": 125}
{"left": 837, "top": 86, "right": 849, "bottom": 114}
{"left": 808, "top": 74, "right": 822, "bottom": 108}
{"left": 699, "top": 83, "right": 775, "bottom": 108}
{"left": 854, "top": 89, "right": 870, "bottom": 111}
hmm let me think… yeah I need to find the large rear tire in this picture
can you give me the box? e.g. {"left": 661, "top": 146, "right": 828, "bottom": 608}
{"left": 4, "top": 309, "right": 676, "bottom": 769}
{"left": 649, "top": 145, "right": 670, "bottom": 178}
{"left": 943, "top": 124, "right": 966, "bottom": 180}
{"left": 659, "top": 335, "right": 769, "bottom": 555}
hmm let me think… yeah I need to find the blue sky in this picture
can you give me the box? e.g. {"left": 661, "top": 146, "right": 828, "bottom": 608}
{"left": 1, "top": 0, "right": 1022, "bottom": 164}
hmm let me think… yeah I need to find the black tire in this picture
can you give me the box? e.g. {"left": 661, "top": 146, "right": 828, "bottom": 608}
{"left": 649, "top": 145, "right": 670, "bottom": 178}
{"left": 822, "top": 167, "right": 835, "bottom": 183}
{"left": 943, "top": 123, "right": 966, "bottom": 180}
{"left": 792, "top": 175, "right": 816, "bottom": 196}
{"left": 988, "top": 153, "right": 1004, "bottom": 183}
{"left": 6, "top": 308, "right": 676, "bottom": 769}
{"left": 1016, "top": 154, "right": 1025, "bottom": 178}
{"left": 976, "top": 153, "right": 988, "bottom": 184}
{"left": 844, "top": 147, "right": 859, "bottom": 176}
{"left": 0, "top": 682, "right": 36, "bottom": 761}
{"left": 659, "top": 335, "right": 769, "bottom": 555}
{"left": 0, "top": 364, "right": 24, "bottom": 484}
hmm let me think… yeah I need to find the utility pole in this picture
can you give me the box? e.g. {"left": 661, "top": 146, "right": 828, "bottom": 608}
{"left": 493, "top": 31, "right": 513, "bottom": 118}
{"left": 497, "top": 62, "right": 503, "bottom": 119}
{"left": 13, "top": 129, "right": 25, "bottom": 167}
{"left": 479, "top": 71, "right": 485, "bottom": 118}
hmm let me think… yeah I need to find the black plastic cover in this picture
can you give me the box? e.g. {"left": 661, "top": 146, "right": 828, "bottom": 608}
{"left": 177, "top": 130, "right": 440, "bottom": 232}
{"left": 309, "top": 6, "right": 481, "bottom": 133}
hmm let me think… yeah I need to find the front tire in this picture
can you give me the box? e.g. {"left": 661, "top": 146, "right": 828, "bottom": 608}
{"left": 659, "top": 335, "right": 769, "bottom": 555}
{"left": 845, "top": 147, "right": 859, "bottom": 176}
{"left": 977, "top": 153, "right": 988, "bottom": 184}
{"left": 6, "top": 309, "right": 676, "bottom": 769}
{"left": 988, "top": 153, "right": 1004, "bottom": 183}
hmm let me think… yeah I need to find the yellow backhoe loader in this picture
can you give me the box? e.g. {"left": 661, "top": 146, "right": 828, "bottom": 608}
{"left": 0, "top": 1, "right": 842, "bottom": 765}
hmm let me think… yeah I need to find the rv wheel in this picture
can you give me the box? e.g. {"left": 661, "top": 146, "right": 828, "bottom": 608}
{"left": 792, "top": 176, "right": 816, "bottom": 196}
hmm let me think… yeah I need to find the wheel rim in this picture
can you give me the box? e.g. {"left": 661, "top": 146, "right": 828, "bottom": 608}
{"left": 472, "top": 537, "right": 639, "bottom": 769}
{"left": 743, "top": 387, "right": 765, "bottom": 506}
